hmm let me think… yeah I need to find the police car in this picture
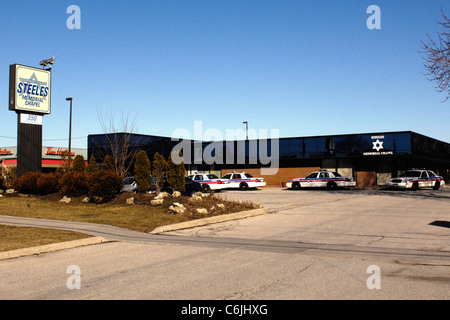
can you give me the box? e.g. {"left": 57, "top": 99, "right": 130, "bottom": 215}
{"left": 286, "top": 170, "right": 356, "bottom": 190}
{"left": 387, "top": 169, "right": 443, "bottom": 190}
{"left": 187, "top": 173, "right": 229, "bottom": 192}
{"left": 221, "top": 172, "right": 266, "bottom": 190}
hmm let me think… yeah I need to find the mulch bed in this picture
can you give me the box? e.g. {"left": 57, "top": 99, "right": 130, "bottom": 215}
{"left": 1, "top": 190, "right": 260, "bottom": 219}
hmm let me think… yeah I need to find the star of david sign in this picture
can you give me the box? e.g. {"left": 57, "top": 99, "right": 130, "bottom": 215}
{"left": 372, "top": 139, "right": 384, "bottom": 152}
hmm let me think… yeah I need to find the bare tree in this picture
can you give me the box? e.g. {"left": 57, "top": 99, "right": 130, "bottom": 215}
{"left": 97, "top": 108, "right": 142, "bottom": 177}
{"left": 421, "top": 10, "right": 450, "bottom": 101}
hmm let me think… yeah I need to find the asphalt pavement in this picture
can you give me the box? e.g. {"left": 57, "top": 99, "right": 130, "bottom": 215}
{"left": 0, "top": 187, "right": 449, "bottom": 300}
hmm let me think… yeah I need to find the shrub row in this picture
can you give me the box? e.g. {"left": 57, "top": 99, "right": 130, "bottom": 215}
{"left": 12, "top": 170, "right": 123, "bottom": 203}
{"left": 0, "top": 175, "right": 6, "bottom": 190}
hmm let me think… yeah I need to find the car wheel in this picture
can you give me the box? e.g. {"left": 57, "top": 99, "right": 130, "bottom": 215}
{"left": 292, "top": 182, "right": 300, "bottom": 190}
{"left": 240, "top": 182, "right": 249, "bottom": 191}
{"left": 201, "top": 184, "right": 211, "bottom": 193}
{"left": 327, "top": 181, "right": 337, "bottom": 190}
{"left": 412, "top": 182, "right": 419, "bottom": 190}
{"left": 433, "top": 181, "right": 441, "bottom": 190}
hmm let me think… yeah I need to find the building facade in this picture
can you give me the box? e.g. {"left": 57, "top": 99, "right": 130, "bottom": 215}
{"left": 87, "top": 131, "right": 450, "bottom": 187}
{"left": 0, "top": 146, "right": 87, "bottom": 173}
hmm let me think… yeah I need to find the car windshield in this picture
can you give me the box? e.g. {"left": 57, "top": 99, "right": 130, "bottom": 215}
{"left": 306, "top": 172, "right": 318, "bottom": 179}
{"left": 244, "top": 173, "right": 253, "bottom": 178}
{"left": 123, "top": 177, "right": 134, "bottom": 184}
{"left": 400, "top": 171, "right": 421, "bottom": 177}
{"left": 207, "top": 174, "right": 219, "bottom": 179}
{"left": 222, "top": 174, "right": 231, "bottom": 179}
{"left": 332, "top": 172, "right": 342, "bottom": 177}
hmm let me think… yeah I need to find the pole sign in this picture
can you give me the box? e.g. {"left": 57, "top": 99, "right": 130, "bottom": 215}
{"left": 9, "top": 63, "right": 52, "bottom": 176}
{"left": 9, "top": 64, "right": 51, "bottom": 115}
{"left": 19, "top": 113, "right": 43, "bottom": 125}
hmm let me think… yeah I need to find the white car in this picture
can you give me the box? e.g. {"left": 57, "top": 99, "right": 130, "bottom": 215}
{"left": 387, "top": 169, "right": 443, "bottom": 190}
{"left": 121, "top": 176, "right": 137, "bottom": 192}
{"left": 286, "top": 170, "right": 356, "bottom": 190}
{"left": 187, "top": 173, "right": 229, "bottom": 192}
{"left": 221, "top": 172, "right": 266, "bottom": 190}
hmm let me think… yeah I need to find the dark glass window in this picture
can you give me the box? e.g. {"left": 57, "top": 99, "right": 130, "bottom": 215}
{"left": 319, "top": 172, "right": 329, "bottom": 178}
{"left": 393, "top": 133, "right": 411, "bottom": 155}
{"left": 306, "top": 172, "right": 318, "bottom": 179}
{"left": 279, "top": 138, "right": 303, "bottom": 159}
{"left": 401, "top": 171, "right": 420, "bottom": 177}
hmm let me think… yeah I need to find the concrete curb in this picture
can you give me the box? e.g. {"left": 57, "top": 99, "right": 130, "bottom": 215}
{"left": 150, "top": 207, "right": 268, "bottom": 234}
{"left": 0, "top": 237, "right": 110, "bottom": 261}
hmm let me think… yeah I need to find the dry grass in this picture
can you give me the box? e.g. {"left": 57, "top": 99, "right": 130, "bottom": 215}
{"left": 0, "top": 225, "right": 91, "bottom": 252}
{"left": 0, "top": 191, "right": 260, "bottom": 252}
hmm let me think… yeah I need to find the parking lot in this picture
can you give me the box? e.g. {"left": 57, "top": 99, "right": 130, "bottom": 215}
{"left": 1, "top": 186, "right": 449, "bottom": 300}
{"left": 173, "top": 186, "right": 450, "bottom": 260}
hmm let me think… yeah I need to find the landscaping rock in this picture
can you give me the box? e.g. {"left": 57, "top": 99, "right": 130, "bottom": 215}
{"left": 217, "top": 203, "right": 225, "bottom": 209}
{"left": 196, "top": 208, "right": 208, "bottom": 214}
{"left": 172, "top": 191, "right": 181, "bottom": 198}
{"left": 6, "top": 189, "right": 14, "bottom": 194}
{"left": 155, "top": 192, "right": 169, "bottom": 200}
{"left": 60, "top": 196, "right": 71, "bottom": 203}
{"left": 82, "top": 197, "right": 90, "bottom": 203}
{"left": 169, "top": 202, "right": 186, "bottom": 214}
{"left": 190, "top": 195, "right": 202, "bottom": 202}
{"left": 193, "top": 192, "right": 208, "bottom": 198}
{"left": 151, "top": 199, "right": 164, "bottom": 206}
{"left": 126, "top": 197, "right": 135, "bottom": 205}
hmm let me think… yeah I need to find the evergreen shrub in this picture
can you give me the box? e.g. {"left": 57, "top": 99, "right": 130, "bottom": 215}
{"left": 13, "top": 172, "right": 41, "bottom": 194}
{"left": 36, "top": 172, "right": 59, "bottom": 195}
{"left": 87, "top": 170, "right": 123, "bottom": 203}
{"left": 134, "top": 151, "right": 152, "bottom": 192}
{"left": 58, "top": 171, "right": 88, "bottom": 197}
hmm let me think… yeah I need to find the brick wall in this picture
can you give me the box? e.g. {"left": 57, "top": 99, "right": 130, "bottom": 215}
{"left": 356, "top": 171, "right": 377, "bottom": 187}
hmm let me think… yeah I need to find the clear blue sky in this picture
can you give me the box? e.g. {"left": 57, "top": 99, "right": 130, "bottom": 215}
{"left": 1, "top": 0, "right": 450, "bottom": 149}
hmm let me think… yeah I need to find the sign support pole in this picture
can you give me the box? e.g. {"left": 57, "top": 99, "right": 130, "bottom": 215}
{"left": 16, "top": 113, "right": 43, "bottom": 176}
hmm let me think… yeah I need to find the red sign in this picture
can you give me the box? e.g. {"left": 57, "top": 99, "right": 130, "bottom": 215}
{"left": 0, "top": 148, "right": 13, "bottom": 156}
{"left": 45, "top": 147, "right": 75, "bottom": 156}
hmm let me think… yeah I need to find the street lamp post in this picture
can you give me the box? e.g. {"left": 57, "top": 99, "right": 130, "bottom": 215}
{"left": 243, "top": 121, "right": 248, "bottom": 140}
{"left": 66, "top": 97, "right": 73, "bottom": 162}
